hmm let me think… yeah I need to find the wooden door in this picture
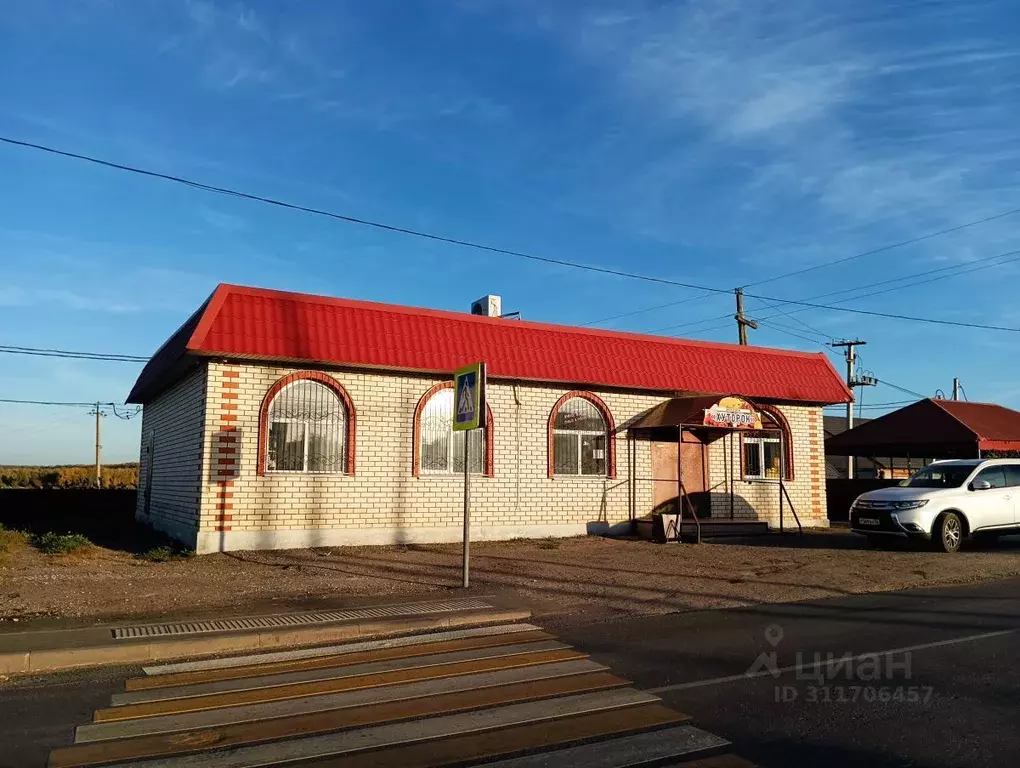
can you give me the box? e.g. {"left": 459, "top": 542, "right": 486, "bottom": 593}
{"left": 681, "top": 439, "right": 708, "bottom": 517}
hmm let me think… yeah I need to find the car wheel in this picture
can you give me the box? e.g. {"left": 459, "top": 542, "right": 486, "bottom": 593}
{"left": 933, "top": 513, "right": 963, "bottom": 553}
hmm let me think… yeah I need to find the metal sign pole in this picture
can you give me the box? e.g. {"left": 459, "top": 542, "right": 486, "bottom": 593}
{"left": 463, "top": 433, "right": 471, "bottom": 589}
{"left": 453, "top": 361, "right": 485, "bottom": 591}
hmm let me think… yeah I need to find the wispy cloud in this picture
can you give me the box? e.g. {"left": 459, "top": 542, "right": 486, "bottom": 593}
{"left": 508, "top": 1, "right": 1020, "bottom": 296}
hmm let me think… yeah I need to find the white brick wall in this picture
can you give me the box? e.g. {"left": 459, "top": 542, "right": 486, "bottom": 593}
{"left": 706, "top": 404, "right": 828, "bottom": 527}
{"left": 150, "top": 361, "right": 831, "bottom": 553}
{"left": 135, "top": 366, "right": 208, "bottom": 545}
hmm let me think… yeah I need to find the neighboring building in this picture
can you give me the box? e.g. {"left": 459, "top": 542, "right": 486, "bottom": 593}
{"left": 824, "top": 416, "right": 915, "bottom": 479}
{"left": 128, "top": 284, "right": 852, "bottom": 554}
{"left": 826, "top": 398, "right": 1020, "bottom": 468}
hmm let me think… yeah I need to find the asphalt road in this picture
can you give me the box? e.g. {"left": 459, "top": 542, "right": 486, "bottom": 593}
{"left": 557, "top": 575, "right": 1020, "bottom": 768}
{"left": 3, "top": 576, "right": 1019, "bottom": 768}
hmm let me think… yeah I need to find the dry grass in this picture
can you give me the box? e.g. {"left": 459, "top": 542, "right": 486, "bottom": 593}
{"left": 2, "top": 529, "right": 1019, "bottom": 627}
{"left": 0, "top": 525, "right": 31, "bottom": 566}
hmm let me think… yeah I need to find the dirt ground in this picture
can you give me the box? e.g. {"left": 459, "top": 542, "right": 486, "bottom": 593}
{"left": 3, "top": 529, "right": 1020, "bottom": 629}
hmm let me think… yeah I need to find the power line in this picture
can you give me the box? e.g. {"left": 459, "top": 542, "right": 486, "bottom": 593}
{"left": 755, "top": 320, "right": 838, "bottom": 354}
{"left": 748, "top": 296, "right": 832, "bottom": 342}
{"left": 0, "top": 135, "right": 731, "bottom": 297}
{"left": 742, "top": 207, "right": 1020, "bottom": 289}
{"left": 875, "top": 379, "right": 929, "bottom": 400}
{"left": 603, "top": 210, "right": 1020, "bottom": 328}
{"left": 581, "top": 291, "right": 718, "bottom": 327}
{"left": 0, "top": 344, "right": 148, "bottom": 362}
{"left": 0, "top": 398, "right": 114, "bottom": 407}
{"left": 742, "top": 292, "right": 1020, "bottom": 333}
{"left": 7, "top": 135, "right": 1020, "bottom": 337}
{"left": 654, "top": 244, "right": 1020, "bottom": 335}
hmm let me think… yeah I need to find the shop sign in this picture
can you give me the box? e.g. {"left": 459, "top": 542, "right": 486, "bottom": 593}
{"left": 703, "top": 396, "right": 762, "bottom": 429}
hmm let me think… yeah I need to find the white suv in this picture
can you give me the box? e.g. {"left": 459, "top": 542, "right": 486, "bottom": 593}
{"left": 850, "top": 459, "right": 1020, "bottom": 552}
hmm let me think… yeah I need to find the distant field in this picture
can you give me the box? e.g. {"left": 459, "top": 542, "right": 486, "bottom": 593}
{"left": 0, "top": 464, "right": 138, "bottom": 489}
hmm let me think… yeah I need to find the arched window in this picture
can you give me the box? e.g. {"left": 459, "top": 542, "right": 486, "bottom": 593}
{"left": 741, "top": 406, "right": 793, "bottom": 480}
{"left": 413, "top": 383, "right": 494, "bottom": 477}
{"left": 258, "top": 373, "right": 356, "bottom": 475}
{"left": 548, "top": 392, "right": 615, "bottom": 478}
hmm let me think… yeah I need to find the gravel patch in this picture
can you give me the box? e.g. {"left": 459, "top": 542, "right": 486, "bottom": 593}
{"left": 3, "top": 529, "right": 1020, "bottom": 628}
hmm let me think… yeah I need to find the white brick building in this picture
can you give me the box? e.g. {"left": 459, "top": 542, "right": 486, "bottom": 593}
{"left": 128, "top": 284, "right": 851, "bottom": 554}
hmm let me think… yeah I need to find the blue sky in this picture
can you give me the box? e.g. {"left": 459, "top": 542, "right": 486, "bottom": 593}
{"left": 2, "top": 0, "right": 1019, "bottom": 464}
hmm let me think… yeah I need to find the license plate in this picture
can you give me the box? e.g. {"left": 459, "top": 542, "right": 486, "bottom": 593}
{"left": 858, "top": 517, "right": 880, "bottom": 526}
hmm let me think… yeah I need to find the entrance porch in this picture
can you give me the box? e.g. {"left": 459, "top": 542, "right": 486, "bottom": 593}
{"left": 627, "top": 395, "right": 804, "bottom": 542}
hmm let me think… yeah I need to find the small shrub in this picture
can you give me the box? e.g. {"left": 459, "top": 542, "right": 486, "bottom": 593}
{"left": 34, "top": 532, "right": 92, "bottom": 555}
{"left": 142, "top": 545, "right": 174, "bottom": 562}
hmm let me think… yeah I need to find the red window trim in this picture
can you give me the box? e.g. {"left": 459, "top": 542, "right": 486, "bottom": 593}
{"left": 738, "top": 403, "right": 794, "bottom": 481}
{"left": 412, "top": 381, "right": 495, "bottom": 478}
{"left": 257, "top": 371, "right": 357, "bottom": 476}
{"left": 547, "top": 391, "right": 616, "bottom": 479}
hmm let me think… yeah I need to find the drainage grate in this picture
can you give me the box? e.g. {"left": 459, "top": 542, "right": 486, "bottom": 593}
{"left": 111, "top": 598, "right": 493, "bottom": 640}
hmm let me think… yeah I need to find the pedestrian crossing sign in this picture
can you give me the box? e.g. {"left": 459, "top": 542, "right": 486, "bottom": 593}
{"left": 453, "top": 362, "right": 486, "bottom": 431}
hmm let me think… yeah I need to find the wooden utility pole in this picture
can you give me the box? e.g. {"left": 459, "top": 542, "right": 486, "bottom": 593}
{"left": 734, "top": 288, "right": 758, "bottom": 345}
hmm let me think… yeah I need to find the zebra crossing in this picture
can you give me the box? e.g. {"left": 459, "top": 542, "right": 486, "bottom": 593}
{"left": 48, "top": 622, "right": 755, "bottom": 768}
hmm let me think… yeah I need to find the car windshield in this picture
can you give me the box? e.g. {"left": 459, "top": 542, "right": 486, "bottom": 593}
{"left": 900, "top": 465, "right": 974, "bottom": 488}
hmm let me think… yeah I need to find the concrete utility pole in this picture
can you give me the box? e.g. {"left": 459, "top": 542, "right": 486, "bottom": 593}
{"left": 953, "top": 377, "right": 961, "bottom": 401}
{"left": 90, "top": 402, "right": 104, "bottom": 488}
{"left": 734, "top": 288, "right": 758, "bottom": 345}
{"left": 830, "top": 340, "right": 876, "bottom": 479}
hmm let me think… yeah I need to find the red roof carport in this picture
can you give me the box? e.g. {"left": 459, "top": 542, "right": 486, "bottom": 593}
{"left": 825, "top": 399, "right": 1020, "bottom": 459}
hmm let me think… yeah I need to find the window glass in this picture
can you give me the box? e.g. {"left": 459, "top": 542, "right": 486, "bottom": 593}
{"left": 451, "top": 430, "right": 485, "bottom": 474}
{"left": 580, "top": 433, "right": 607, "bottom": 475}
{"left": 743, "top": 439, "right": 762, "bottom": 477}
{"left": 975, "top": 465, "right": 1008, "bottom": 489}
{"left": 762, "top": 439, "right": 782, "bottom": 480}
{"left": 267, "top": 379, "right": 346, "bottom": 473}
{"left": 743, "top": 434, "right": 783, "bottom": 479}
{"left": 902, "top": 465, "right": 973, "bottom": 488}
{"left": 554, "top": 432, "right": 579, "bottom": 475}
{"left": 1005, "top": 465, "right": 1020, "bottom": 487}
{"left": 268, "top": 421, "right": 305, "bottom": 472}
{"left": 554, "top": 398, "right": 605, "bottom": 432}
{"left": 419, "top": 388, "right": 486, "bottom": 475}
{"left": 552, "top": 396, "right": 608, "bottom": 476}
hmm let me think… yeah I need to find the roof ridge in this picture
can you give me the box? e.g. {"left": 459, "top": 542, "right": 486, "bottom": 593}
{"left": 928, "top": 398, "right": 981, "bottom": 439}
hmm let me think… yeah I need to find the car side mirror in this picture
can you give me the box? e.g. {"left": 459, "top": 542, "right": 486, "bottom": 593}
{"left": 970, "top": 479, "right": 992, "bottom": 491}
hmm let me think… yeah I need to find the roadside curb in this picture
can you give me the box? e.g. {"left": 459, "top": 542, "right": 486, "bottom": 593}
{"left": 0, "top": 607, "right": 531, "bottom": 675}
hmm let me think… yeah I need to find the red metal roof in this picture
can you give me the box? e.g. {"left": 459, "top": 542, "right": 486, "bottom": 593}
{"left": 933, "top": 400, "right": 1020, "bottom": 450}
{"left": 128, "top": 284, "right": 852, "bottom": 404}
{"left": 825, "top": 398, "right": 1020, "bottom": 457}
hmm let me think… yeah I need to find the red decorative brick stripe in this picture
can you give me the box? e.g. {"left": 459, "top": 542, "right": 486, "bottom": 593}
{"left": 213, "top": 368, "right": 241, "bottom": 533}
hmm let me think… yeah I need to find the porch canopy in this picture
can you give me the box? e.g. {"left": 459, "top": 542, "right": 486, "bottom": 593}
{"left": 630, "top": 394, "right": 770, "bottom": 431}
{"left": 825, "top": 399, "right": 1020, "bottom": 460}
{"left": 628, "top": 394, "right": 799, "bottom": 538}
